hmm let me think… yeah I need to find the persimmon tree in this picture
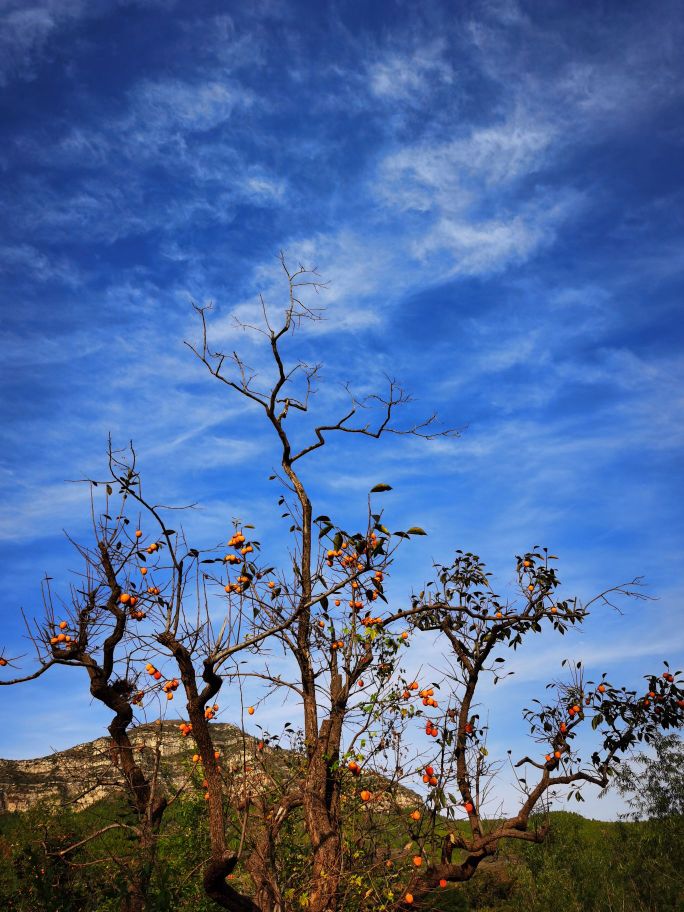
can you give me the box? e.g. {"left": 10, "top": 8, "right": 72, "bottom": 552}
{"left": 0, "top": 488, "right": 170, "bottom": 912}
{"left": 381, "top": 549, "right": 684, "bottom": 909}
{"left": 179, "top": 253, "right": 459, "bottom": 912}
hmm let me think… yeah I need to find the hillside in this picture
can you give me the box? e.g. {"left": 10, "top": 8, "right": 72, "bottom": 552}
{"left": 0, "top": 721, "right": 417, "bottom": 815}
{"left": 0, "top": 721, "right": 258, "bottom": 813}
{"left": 1, "top": 730, "right": 681, "bottom": 912}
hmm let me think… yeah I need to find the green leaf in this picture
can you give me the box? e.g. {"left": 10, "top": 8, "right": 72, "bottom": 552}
{"left": 406, "top": 527, "right": 427, "bottom": 535}
{"left": 370, "top": 484, "right": 393, "bottom": 493}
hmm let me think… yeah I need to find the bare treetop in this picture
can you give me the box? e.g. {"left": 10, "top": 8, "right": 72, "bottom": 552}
{"left": 185, "top": 254, "right": 460, "bottom": 468}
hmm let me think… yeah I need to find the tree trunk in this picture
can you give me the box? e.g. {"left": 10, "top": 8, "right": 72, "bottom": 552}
{"left": 303, "top": 714, "right": 344, "bottom": 912}
{"left": 244, "top": 824, "right": 285, "bottom": 912}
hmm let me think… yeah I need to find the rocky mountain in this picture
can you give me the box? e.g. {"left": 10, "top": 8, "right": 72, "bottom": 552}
{"left": 0, "top": 721, "right": 259, "bottom": 813}
{"left": 0, "top": 722, "right": 417, "bottom": 814}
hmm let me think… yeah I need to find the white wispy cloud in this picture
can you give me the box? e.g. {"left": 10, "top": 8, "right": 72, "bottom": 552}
{"left": 376, "top": 115, "right": 555, "bottom": 213}
{"left": 367, "top": 39, "right": 454, "bottom": 104}
{"left": 0, "top": 243, "right": 83, "bottom": 286}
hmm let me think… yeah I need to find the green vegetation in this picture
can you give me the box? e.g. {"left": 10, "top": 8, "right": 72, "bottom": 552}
{"left": 1, "top": 803, "right": 682, "bottom": 911}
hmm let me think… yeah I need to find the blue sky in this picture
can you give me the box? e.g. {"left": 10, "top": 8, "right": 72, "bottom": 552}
{"left": 1, "top": 0, "right": 683, "bottom": 819}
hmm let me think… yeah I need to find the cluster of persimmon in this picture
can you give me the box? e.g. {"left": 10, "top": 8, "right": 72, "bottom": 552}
{"left": 400, "top": 682, "right": 439, "bottom": 711}
{"left": 545, "top": 748, "right": 564, "bottom": 763}
{"left": 660, "top": 671, "right": 684, "bottom": 708}
{"left": 225, "top": 574, "right": 251, "bottom": 594}
{"left": 640, "top": 672, "right": 683, "bottom": 710}
{"left": 360, "top": 616, "right": 383, "bottom": 627}
{"left": 327, "top": 535, "right": 382, "bottom": 579}
{"left": 347, "top": 759, "right": 362, "bottom": 776}
{"left": 420, "top": 687, "right": 438, "bottom": 708}
{"left": 131, "top": 690, "right": 145, "bottom": 706}
{"left": 424, "top": 719, "right": 439, "bottom": 738}
{"left": 146, "top": 586, "right": 160, "bottom": 595}
{"left": 178, "top": 722, "right": 193, "bottom": 738}
{"left": 50, "top": 620, "right": 73, "bottom": 646}
{"left": 119, "top": 592, "right": 145, "bottom": 621}
{"left": 327, "top": 541, "right": 358, "bottom": 569}
{"left": 145, "top": 663, "right": 162, "bottom": 681}
{"left": 331, "top": 640, "right": 344, "bottom": 650}
{"left": 421, "top": 764, "right": 438, "bottom": 787}
{"left": 145, "top": 542, "right": 160, "bottom": 555}
{"left": 222, "top": 530, "right": 255, "bottom": 596}
{"left": 325, "top": 548, "right": 344, "bottom": 567}
{"left": 162, "top": 678, "right": 180, "bottom": 700}
{"left": 204, "top": 703, "right": 219, "bottom": 720}
{"left": 226, "top": 529, "right": 254, "bottom": 561}
{"left": 539, "top": 672, "right": 684, "bottom": 764}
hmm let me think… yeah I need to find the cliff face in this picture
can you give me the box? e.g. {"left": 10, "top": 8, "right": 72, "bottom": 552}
{"left": 0, "top": 721, "right": 250, "bottom": 813}
{"left": 0, "top": 722, "right": 418, "bottom": 815}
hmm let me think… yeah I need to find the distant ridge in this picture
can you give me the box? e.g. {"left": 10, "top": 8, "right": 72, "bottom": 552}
{"left": 0, "top": 721, "right": 249, "bottom": 813}
{"left": 0, "top": 721, "right": 418, "bottom": 814}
